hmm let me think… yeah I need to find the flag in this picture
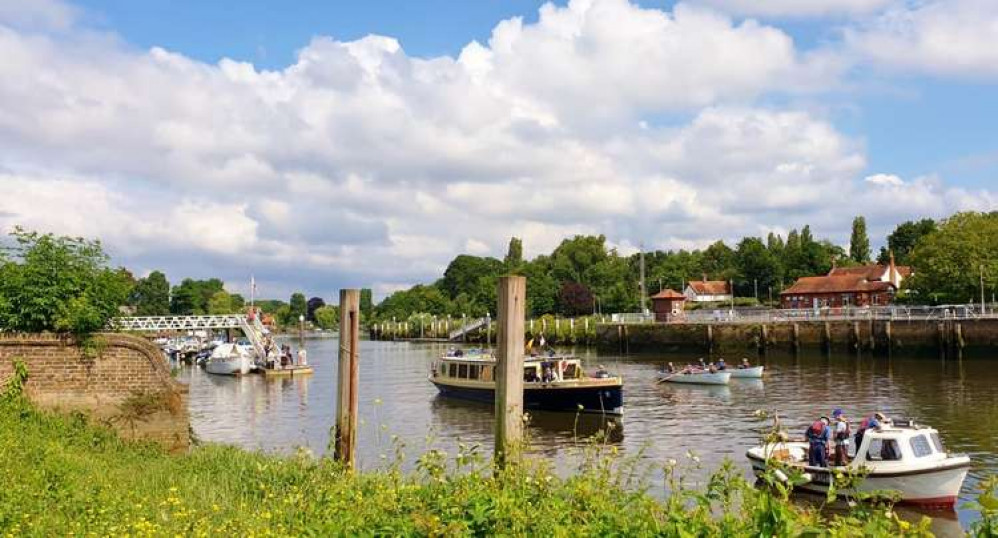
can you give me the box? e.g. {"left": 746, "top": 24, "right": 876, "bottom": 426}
{"left": 525, "top": 338, "right": 534, "bottom": 352}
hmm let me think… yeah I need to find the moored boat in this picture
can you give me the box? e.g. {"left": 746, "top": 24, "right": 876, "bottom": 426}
{"left": 727, "top": 365, "right": 764, "bottom": 379}
{"left": 745, "top": 419, "right": 970, "bottom": 508}
{"left": 205, "top": 343, "right": 253, "bottom": 376}
{"left": 430, "top": 350, "right": 623, "bottom": 415}
{"left": 658, "top": 370, "right": 731, "bottom": 385}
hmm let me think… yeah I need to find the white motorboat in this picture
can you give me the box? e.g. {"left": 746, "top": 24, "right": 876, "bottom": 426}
{"left": 205, "top": 343, "right": 253, "bottom": 376}
{"left": 746, "top": 419, "right": 970, "bottom": 508}
{"left": 727, "top": 365, "right": 764, "bottom": 379}
{"left": 658, "top": 370, "right": 731, "bottom": 385}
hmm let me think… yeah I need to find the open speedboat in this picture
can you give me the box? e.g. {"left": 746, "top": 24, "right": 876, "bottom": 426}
{"left": 746, "top": 419, "right": 970, "bottom": 508}
{"left": 430, "top": 350, "right": 623, "bottom": 415}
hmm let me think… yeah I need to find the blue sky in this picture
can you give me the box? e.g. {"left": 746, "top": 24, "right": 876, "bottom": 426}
{"left": 0, "top": 0, "right": 996, "bottom": 300}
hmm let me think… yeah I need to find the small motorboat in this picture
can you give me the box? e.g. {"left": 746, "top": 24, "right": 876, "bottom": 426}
{"left": 727, "top": 365, "right": 764, "bottom": 379}
{"left": 746, "top": 419, "right": 970, "bottom": 508}
{"left": 658, "top": 370, "right": 731, "bottom": 385}
{"left": 205, "top": 343, "right": 253, "bottom": 376}
{"left": 430, "top": 350, "right": 624, "bottom": 415}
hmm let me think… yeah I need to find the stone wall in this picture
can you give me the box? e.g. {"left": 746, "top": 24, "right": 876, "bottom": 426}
{"left": 597, "top": 318, "right": 998, "bottom": 357}
{"left": 0, "top": 333, "right": 189, "bottom": 450}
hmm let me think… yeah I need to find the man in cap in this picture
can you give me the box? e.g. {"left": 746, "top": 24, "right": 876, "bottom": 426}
{"left": 831, "top": 408, "right": 851, "bottom": 466}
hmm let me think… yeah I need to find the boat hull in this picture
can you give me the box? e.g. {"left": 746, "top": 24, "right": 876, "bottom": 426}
{"left": 659, "top": 372, "right": 731, "bottom": 385}
{"left": 747, "top": 452, "right": 970, "bottom": 508}
{"left": 432, "top": 381, "right": 623, "bottom": 415}
{"left": 727, "top": 366, "right": 764, "bottom": 378}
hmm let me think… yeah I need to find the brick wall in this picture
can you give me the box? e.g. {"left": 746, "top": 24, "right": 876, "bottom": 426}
{"left": 0, "top": 332, "right": 189, "bottom": 451}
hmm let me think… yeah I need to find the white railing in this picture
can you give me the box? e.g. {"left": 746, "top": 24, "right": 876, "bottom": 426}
{"left": 449, "top": 317, "right": 487, "bottom": 340}
{"left": 111, "top": 315, "right": 247, "bottom": 331}
{"left": 610, "top": 304, "right": 998, "bottom": 324}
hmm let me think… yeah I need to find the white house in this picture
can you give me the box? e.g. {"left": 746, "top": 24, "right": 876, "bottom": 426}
{"left": 683, "top": 278, "right": 732, "bottom": 303}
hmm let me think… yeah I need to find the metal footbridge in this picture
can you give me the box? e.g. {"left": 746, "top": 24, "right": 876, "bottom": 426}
{"left": 111, "top": 315, "right": 271, "bottom": 359}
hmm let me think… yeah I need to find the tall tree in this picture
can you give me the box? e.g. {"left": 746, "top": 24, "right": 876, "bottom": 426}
{"left": 908, "top": 212, "right": 998, "bottom": 304}
{"left": 207, "top": 290, "right": 236, "bottom": 314}
{"left": 504, "top": 237, "right": 524, "bottom": 272}
{"left": 313, "top": 305, "right": 339, "bottom": 330}
{"left": 360, "top": 288, "right": 373, "bottom": 322}
{"left": 558, "top": 281, "right": 594, "bottom": 316}
{"left": 699, "top": 241, "right": 735, "bottom": 281}
{"left": 289, "top": 292, "right": 307, "bottom": 321}
{"left": 131, "top": 270, "right": 170, "bottom": 315}
{"left": 170, "top": 278, "right": 223, "bottom": 315}
{"left": 735, "top": 237, "right": 781, "bottom": 298}
{"left": 849, "top": 216, "right": 871, "bottom": 263}
{"left": 0, "top": 227, "right": 131, "bottom": 334}
{"left": 877, "top": 218, "right": 936, "bottom": 265}
{"left": 306, "top": 297, "right": 326, "bottom": 322}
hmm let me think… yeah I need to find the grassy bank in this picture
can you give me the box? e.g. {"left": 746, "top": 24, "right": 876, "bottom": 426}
{"left": 0, "top": 366, "right": 982, "bottom": 536}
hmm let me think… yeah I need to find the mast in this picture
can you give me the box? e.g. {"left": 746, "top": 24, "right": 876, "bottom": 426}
{"left": 639, "top": 244, "right": 647, "bottom": 314}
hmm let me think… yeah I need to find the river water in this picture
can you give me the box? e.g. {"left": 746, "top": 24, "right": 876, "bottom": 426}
{"left": 176, "top": 338, "right": 997, "bottom": 534}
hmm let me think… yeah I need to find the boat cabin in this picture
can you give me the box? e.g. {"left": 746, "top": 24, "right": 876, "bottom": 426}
{"left": 850, "top": 420, "right": 952, "bottom": 467}
{"left": 434, "top": 353, "right": 586, "bottom": 384}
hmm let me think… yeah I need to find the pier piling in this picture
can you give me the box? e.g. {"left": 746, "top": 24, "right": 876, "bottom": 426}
{"left": 335, "top": 289, "right": 360, "bottom": 468}
{"left": 495, "top": 276, "right": 526, "bottom": 469}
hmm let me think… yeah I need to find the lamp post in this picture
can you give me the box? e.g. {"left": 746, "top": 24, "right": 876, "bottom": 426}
{"left": 298, "top": 314, "right": 305, "bottom": 349}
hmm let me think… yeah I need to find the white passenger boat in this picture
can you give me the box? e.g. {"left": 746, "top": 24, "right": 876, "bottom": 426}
{"left": 205, "top": 343, "right": 253, "bottom": 376}
{"left": 746, "top": 419, "right": 970, "bottom": 508}
{"left": 658, "top": 370, "right": 731, "bottom": 385}
{"left": 727, "top": 365, "right": 764, "bottom": 379}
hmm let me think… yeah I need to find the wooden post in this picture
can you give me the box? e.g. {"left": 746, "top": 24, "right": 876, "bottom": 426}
{"left": 823, "top": 322, "right": 831, "bottom": 354}
{"left": 706, "top": 324, "right": 714, "bottom": 354}
{"left": 335, "top": 289, "right": 361, "bottom": 468}
{"left": 495, "top": 276, "right": 526, "bottom": 468}
{"left": 852, "top": 322, "right": 861, "bottom": 353}
{"left": 792, "top": 323, "right": 800, "bottom": 353}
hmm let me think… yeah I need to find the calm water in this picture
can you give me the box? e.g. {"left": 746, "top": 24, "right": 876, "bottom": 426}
{"left": 176, "top": 338, "right": 998, "bottom": 534}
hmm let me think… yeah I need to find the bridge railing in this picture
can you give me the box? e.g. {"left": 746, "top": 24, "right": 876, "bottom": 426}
{"left": 608, "top": 304, "right": 998, "bottom": 325}
{"left": 110, "top": 315, "right": 247, "bottom": 331}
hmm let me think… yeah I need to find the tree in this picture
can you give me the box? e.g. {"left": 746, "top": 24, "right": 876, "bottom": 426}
{"left": 735, "top": 237, "right": 781, "bottom": 298}
{"left": 849, "top": 216, "right": 871, "bottom": 263}
{"left": 0, "top": 227, "right": 131, "bottom": 334}
{"left": 207, "top": 290, "right": 236, "bottom": 314}
{"left": 306, "top": 297, "right": 326, "bottom": 322}
{"left": 289, "top": 293, "right": 307, "bottom": 322}
{"left": 504, "top": 237, "right": 524, "bottom": 272}
{"left": 440, "top": 255, "right": 504, "bottom": 300}
{"left": 877, "top": 219, "right": 936, "bottom": 265}
{"left": 699, "top": 241, "right": 735, "bottom": 280}
{"left": 558, "top": 281, "right": 594, "bottom": 316}
{"left": 907, "top": 212, "right": 998, "bottom": 303}
{"left": 360, "top": 288, "right": 373, "bottom": 322}
{"left": 313, "top": 305, "right": 339, "bottom": 330}
{"left": 170, "top": 278, "right": 224, "bottom": 315}
{"left": 131, "top": 270, "right": 170, "bottom": 315}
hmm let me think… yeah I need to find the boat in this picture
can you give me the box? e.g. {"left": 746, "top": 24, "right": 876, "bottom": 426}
{"left": 430, "top": 350, "right": 623, "bottom": 415}
{"left": 745, "top": 419, "right": 970, "bottom": 508}
{"left": 205, "top": 343, "right": 253, "bottom": 376}
{"left": 657, "top": 370, "right": 731, "bottom": 385}
{"left": 262, "top": 364, "right": 314, "bottom": 377}
{"left": 727, "top": 365, "right": 764, "bottom": 379}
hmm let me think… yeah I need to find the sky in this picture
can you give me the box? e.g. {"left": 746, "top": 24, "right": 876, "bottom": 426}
{"left": 0, "top": 0, "right": 996, "bottom": 302}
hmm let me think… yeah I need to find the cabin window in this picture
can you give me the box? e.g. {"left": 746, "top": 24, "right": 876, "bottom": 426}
{"left": 481, "top": 366, "right": 493, "bottom": 382}
{"left": 866, "top": 438, "right": 902, "bottom": 461}
{"left": 564, "top": 364, "right": 578, "bottom": 379}
{"left": 457, "top": 364, "right": 468, "bottom": 379}
{"left": 469, "top": 364, "right": 480, "bottom": 380}
{"left": 930, "top": 433, "right": 945, "bottom": 453}
{"left": 524, "top": 366, "right": 539, "bottom": 383}
{"left": 910, "top": 435, "right": 933, "bottom": 458}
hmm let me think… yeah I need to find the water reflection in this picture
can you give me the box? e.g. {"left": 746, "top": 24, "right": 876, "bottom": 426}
{"left": 177, "top": 338, "right": 998, "bottom": 532}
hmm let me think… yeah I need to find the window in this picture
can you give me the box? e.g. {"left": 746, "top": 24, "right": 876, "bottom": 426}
{"left": 469, "top": 364, "right": 480, "bottom": 380}
{"left": 910, "top": 435, "right": 933, "bottom": 458}
{"left": 457, "top": 364, "right": 468, "bottom": 379}
{"left": 867, "top": 438, "right": 902, "bottom": 461}
{"left": 930, "top": 433, "right": 945, "bottom": 453}
{"left": 481, "top": 366, "right": 493, "bottom": 382}
{"left": 447, "top": 364, "right": 456, "bottom": 377}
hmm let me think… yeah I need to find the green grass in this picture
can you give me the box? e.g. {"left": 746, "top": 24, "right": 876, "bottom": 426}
{"left": 0, "top": 364, "right": 958, "bottom": 536}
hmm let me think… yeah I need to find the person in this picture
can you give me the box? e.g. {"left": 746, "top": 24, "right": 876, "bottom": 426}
{"left": 698, "top": 358, "right": 707, "bottom": 371}
{"left": 665, "top": 362, "right": 676, "bottom": 374}
{"left": 854, "top": 412, "right": 886, "bottom": 451}
{"left": 707, "top": 362, "right": 717, "bottom": 374}
{"left": 716, "top": 358, "right": 726, "bottom": 370}
{"left": 805, "top": 416, "right": 831, "bottom": 467}
{"left": 594, "top": 365, "right": 610, "bottom": 379}
{"left": 831, "top": 408, "right": 851, "bottom": 466}
{"left": 739, "top": 358, "right": 751, "bottom": 369}
{"left": 297, "top": 347, "right": 307, "bottom": 366}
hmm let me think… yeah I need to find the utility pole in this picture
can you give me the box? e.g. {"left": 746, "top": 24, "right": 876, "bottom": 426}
{"left": 982, "top": 265, "right": 987, "bottom": 315}
{"left": 754, "top": 278, "right": 758, "bottom": 302}
{"left": 729, "top": 279, "right": 735, "bottom": 313}
{"left": 639, "top": 245, "right": 647, "bottom": 314}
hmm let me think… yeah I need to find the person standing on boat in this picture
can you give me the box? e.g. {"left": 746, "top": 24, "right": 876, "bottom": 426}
{"left": 831, "top": 408, "right": 851, "bottom": 466}
{"left": 805, "top": 416, "right": 831, "bottom": 467}
{"left": 854, "top": 412, "right": 886, "bottom": 451}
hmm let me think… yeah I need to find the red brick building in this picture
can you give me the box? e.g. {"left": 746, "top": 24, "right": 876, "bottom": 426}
{"left": 780, "top": 257, "right": 911, "bottom": 309}
{"left": 650, "top": 289, "right": 686, "bottom": 322}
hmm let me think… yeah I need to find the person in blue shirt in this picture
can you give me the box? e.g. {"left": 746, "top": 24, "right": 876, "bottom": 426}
{"left": 805, "top": 416, "right": 831, "bottom": 467}
{"left": 854, "top": 412, "right": 886, "bottom": 451}
{"left": 716, "top": 358, "right": 726, "bottom": 370}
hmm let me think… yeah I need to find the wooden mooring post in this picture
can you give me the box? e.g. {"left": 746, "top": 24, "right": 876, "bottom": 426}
{"left": 335, "top": 289, "right": 360, "bottom": 468}
{"left": 494, "top": 276, "right": 526, "bottom": 469}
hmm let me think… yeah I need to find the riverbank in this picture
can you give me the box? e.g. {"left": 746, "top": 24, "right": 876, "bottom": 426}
{"left": 0, "top": 369, "right": 938, "bottom": 536}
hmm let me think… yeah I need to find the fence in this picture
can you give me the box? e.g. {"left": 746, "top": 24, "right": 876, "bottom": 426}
{"left": 611, "top": 304, "right": 998, "bottom": 325}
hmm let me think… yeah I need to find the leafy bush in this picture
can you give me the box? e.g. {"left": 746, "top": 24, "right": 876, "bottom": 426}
{"left": 0, "top": 227, "right": 130, "bottom": 334}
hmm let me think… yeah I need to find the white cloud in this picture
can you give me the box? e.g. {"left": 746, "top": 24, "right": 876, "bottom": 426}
{"left": 692, "top": 0, "right": 894, "bottom": 18}
{"left": 0, "top": 0, "right": 78, "bottom": 31}
{"left": 0, "top": 0, "right": 994, "bottom": 299}
{"left": 845, "top": 0, "right": 998, "bottom": 77}
{"left": 864, "top": 173, "right": 904, "bottom": 186}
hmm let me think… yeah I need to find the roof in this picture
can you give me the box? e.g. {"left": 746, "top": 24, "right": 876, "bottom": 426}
{"left": 651, "top": 289, "right": 686, "bottom": 300}
{"left": 828, "top": 264, "right": 912, "bottom": 280}
{"left": 686, "top": 280, "right": 730, "bottom": 295}
{"left": 780, "top": 275, "right": 895, "bottom": 295}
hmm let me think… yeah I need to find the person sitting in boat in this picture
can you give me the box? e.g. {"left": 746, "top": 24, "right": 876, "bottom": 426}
{"left": 707, "top": 362, "right": 718, "bottom": 374}
{"left": 594, "top": 365, "right": 610, "bottom": 379}
{"left": 716, "top": 358, "right": 726, "bottom": 370}
{"left": 805, "top": 416, "right": 831, "bottom": 467}
{"left": 739, "top": 358, "right": 751, "bottom": 369}
{"left": 831, "top": 408, "right": 851, "bottom": 466}
{"left": 854, "top": 412, "right": 886, "bottom": 451}
{"left": 665, "top": 362, "right": 676, "bottom": 374}
{"left": 697, "top": 358, "right": 707, "bottom": 370}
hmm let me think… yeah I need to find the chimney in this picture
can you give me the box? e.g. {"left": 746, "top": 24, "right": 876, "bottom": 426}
{"left": 888, "top": 250, "right": 898, "bottom": 286}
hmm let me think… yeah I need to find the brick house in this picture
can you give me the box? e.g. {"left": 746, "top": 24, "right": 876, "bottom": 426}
{"left": 780, "top": 255, "right": 911, "bottom": 309}
{"left": 651, "top": 289, "right": 687, "bottom": 322}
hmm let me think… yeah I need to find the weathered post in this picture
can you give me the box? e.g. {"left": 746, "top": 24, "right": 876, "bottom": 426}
{"left": 335, "top": 289, "right": 361, "bottom": 468}
{"left": 823, "top": 322, "right": 832, "bottom": 354}
{"left": 792, "top": 323, "right": 800, "bottom": 353}
{"left": 495, "top": 276, "right": 526, "bottom": 469}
